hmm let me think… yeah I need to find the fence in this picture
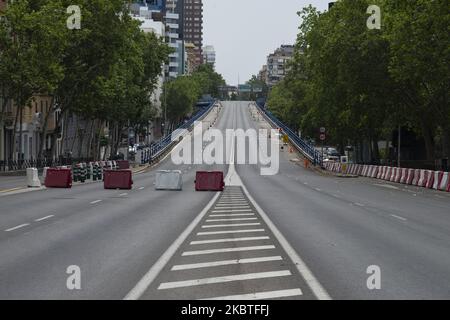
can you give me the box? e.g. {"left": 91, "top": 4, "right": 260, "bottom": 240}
{"left": 254, "top": 101, "right": 323, "bottom": 166}
{"left": 0, "top": 158, "right": 94, "bottom": 172}
{"left": 138, "top": 100, "right": 217, "bottom": 164}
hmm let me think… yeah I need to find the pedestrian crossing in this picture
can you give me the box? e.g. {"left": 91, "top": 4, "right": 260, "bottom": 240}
{"left": 141, "top": 187, "right": 311, "bottom": 300}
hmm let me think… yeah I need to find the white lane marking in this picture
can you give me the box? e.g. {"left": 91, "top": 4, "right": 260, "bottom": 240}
{"left": 202, "top": 223, "right": 261, "bottom": 229}
{"left": 119, "top": 193, "right": 128, "bottom": 196}
{"left": 212, "top": 209, "right": 253, "bottom": 213}
{"left": 209, "top": 213, "right": 255, "bottom": 217}
{"left": 197, "top": 229, "right": 265, "bottom": 236}
{"left": 390, "top": 214, "right": 407, "bottom": 221}
{"left": 124, "top": 192, "right": 221, "bottom": 300}
{"left": 182, "top": 245, "right": 275, "bottom": 256}
{"left": 216, "top": 202, "right": 249, "bottom": 207}
{"left": 5, "top": 223, "right": 30, "bottom": 232}
{"left": 374, "top": 184, "right": 399, "bottom": 190}
{"left": 139, "top": 187, "right": 145, "bottom": 190}
{"left": 35, "top": 215, "right": 55, "bottom": 222}
{"left": 315, "top": 188, "right": 322, "bottom": 192}
{"left": 214, "top": 206, "right": 250, "bottom": 209}
{"left": 158, "top": 270, "right": 291, "bottom": 290}
{"left": 90, "top": 200, "right": 102, "bottom": 205}
{"left": 190, "top": 236, "right": 269, "bottom": 245}
{"left": 354, "top": 203, "right": 365, "bottom": 207}
{"left": 241, "top": 184, "right": 332, "bottom": 300}
{"left": 206, "top": 218, "right": 258, "bottom": 222}
{"left": 203, "top": 288, "right": 303, "bottom": 300}
{"left": 217, "top": 200, "right": 248, "bottom": 205}
{"left": 171, "top": 256, "right": 281, "bottom": 271}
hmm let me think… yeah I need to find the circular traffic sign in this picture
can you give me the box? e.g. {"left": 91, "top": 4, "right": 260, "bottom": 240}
{"left": 320, "top": 127, "right": 326, "bottom": 133}
{"left": 320, "top": 133, "right": 326, "bottom": 141}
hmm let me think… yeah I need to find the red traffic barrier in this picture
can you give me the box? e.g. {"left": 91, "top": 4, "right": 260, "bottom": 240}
{"left": 45, "top": 168, "right": 72, "bottom": 188}
{"left": 104, "top": 170, "right": 133, "bottom": 190}
{"left": 195, "top": 171, "right": 225, "bottom": 191}
{"left": 116, "top": 160, "right": 130, "bottom": 170}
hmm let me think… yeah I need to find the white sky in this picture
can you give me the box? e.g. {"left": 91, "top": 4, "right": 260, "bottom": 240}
{"left": 203, "top": 0, "right": 331, "bottom": 85}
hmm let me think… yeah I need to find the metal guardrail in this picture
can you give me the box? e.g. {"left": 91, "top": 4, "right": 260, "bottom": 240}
{"left": 255, "top": 101, "right": 323, "bottom": 166}
{"left": 147, "top": 100, "right": 217, "bottom": 163}
{"left": 0, "top": 158, "right": 94, "bottom": 172}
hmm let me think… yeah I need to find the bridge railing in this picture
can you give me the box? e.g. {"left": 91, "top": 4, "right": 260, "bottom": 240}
{"left": 148, "top": 100, "right": 217, "bottom": 162}
{"left": 254, "top": 101, "right": 323, "bottom": 166}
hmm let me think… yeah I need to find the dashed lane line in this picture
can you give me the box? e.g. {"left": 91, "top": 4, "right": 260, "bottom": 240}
{"left": 171, "top": 256, "right": 281, "bottom": 271}
{"left": 5, "top": 224, "right": 30, "bottom": 232}
{"left": 158, "top": 270, "right": 291, "bottom": 290}
{"left": 34, "top": 215, "right": 55, "bottom": 222}
{"left": 182, "top": 245, "right": 276, "bottom": 256}
{"left": 390, "top": 214, "right": 407, "bottom": 221}
{"left": 90, "top": 200, "right": 102, "bottom": 205}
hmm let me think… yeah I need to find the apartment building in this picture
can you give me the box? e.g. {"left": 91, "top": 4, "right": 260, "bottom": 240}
{"left": 266, "top": 45, "right": 294, "bottom": 88}
{"left": 202, "top": 45, "right": 216, "bottom": 67}
{"left": 176, "top": 0, "right": 203, "bottom": 66}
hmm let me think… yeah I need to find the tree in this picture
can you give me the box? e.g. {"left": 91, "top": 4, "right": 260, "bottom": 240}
{"left": 164, "top": 76, "right": 200, "bottom": 126}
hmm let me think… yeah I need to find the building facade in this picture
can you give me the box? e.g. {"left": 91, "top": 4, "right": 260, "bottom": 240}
{"left": 176, "top": 0, "right": 203, "bottom": 66}
{"left": 202, "top": 45, "right": 216, "bottom": 67}
{"left": 266, "top": 45, "right": 294, "bottom": 88}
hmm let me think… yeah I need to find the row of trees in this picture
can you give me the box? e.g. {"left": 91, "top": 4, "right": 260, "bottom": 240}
{"left": 164, "top": 64, "right": 225, "bottom": 127}
{"left": 267, "top": 0, "right": 449, "bottom": 162}
{"left": 0, "top": 0, "right": 170, "bottom": 160}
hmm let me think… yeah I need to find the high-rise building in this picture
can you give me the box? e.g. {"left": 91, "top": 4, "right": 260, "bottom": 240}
{"left": 266, "top": 45, "right": 294, "bottom": 88}
{"left": 176, "top": 0, "right": 204, "bottom": 66}
{"left": 202, "top": 45, "right": 216, "bottom": 67}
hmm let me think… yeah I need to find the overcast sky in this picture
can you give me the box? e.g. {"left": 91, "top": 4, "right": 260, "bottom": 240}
{"left": 203, "top": 0, "right": 331, "bottom": 85}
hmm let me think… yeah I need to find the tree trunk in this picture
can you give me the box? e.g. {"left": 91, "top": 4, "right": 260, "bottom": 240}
{"left": 18, "top": 106, "right": 23, "bottom": 161}
{"left": 441, "top": 126, "right": 450, "bottom": 159}
{"left": 38, "top": 96, "right": 54, "bottom": 159}
{"left": 10, "top": 103, "right": 20, "bottom": 161}
{"left": 421, "top": 120, "right": 435, "bottom": 161}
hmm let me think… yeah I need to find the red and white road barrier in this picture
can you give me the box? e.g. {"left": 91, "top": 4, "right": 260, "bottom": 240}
{"left": 324, "top": 161, "right": 449, "bottom": 192}
{"left": 399, "top": 168, "right": 408, "bottom": 184}
{"left": 439, "top": 172, "right": 450, "bottom": 192}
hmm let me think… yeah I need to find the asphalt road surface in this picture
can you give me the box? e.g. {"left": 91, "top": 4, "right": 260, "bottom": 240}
{"left": 0, "top": 101, "right": 449, "bottom": 300}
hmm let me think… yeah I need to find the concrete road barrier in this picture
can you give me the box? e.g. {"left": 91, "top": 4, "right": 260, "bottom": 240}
{"left": 27, "top": 168, "right": 41, "bottom": 188}
{"left": 104, "top": 170, "right": 133, "bottom": 190}
{"left": 45, "top": 168, "right": 72, "bottom": 188}
{"left": 155, "top": 170, "right": 183, "bottom": 191}
{"left": 195, "top": 171, "right": 225, "bottom": 191}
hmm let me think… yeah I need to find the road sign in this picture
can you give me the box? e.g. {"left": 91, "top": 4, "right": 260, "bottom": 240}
{"left": 320, "top": 127, "right": 326, "bottom": 133}
{"left": 282, "top": 134, "right": 289, "bottom": 144}
{"left": 320, "top": 133, "right": 326, "bottom": 141}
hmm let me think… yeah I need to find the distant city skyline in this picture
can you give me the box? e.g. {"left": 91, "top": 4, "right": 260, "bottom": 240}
{"left": 203, "top": 0, "right": 330, "bottom": 85}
